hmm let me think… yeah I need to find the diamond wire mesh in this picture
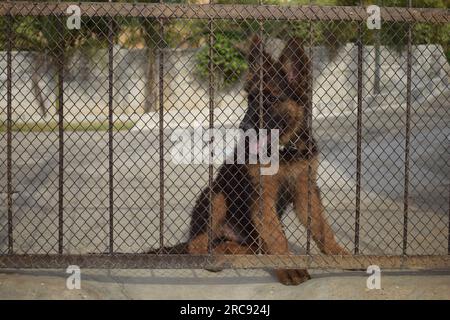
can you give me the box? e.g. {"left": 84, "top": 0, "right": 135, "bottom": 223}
{"left": 0, "top": 15, "right": 7, "bottom": 254}
{"left": 0, "top": 2, "right": 449, "bottom": 269}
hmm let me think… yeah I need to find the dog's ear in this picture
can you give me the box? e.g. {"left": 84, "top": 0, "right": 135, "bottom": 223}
{"left": 246, "top": 35, "right": 275, "bottom": 72}
{"left": 279, "top": 37, "right": 310, "bottom": 89}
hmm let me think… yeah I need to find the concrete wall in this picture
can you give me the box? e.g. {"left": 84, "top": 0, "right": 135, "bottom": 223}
{"left": 0, "top": 43, "right": 448, "bottom": 122}
{"left": 313, "top": 43, "right": 449, "bottom": 117}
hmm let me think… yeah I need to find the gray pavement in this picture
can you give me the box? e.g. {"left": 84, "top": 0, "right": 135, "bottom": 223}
{"left": 0, "top": 269, "right": 449, "bottom": 299}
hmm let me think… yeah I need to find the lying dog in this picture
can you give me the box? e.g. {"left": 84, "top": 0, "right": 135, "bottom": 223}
{"left": 153, "top": 35, "right": 347, "bottom": 285}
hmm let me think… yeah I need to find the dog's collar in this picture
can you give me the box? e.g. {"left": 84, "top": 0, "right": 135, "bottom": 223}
{"left": 279, "top": 140, "right": 298, "bottom": 152}
{"left": 278, "top": 140, "right": 318, "bottom": 161}
{"left": 280, "top": 129, "right": 312, "bottom": 152}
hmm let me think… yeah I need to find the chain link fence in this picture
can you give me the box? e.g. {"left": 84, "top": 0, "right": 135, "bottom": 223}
{"left": 0, "top": 1, "right": 449, "bottom": 270}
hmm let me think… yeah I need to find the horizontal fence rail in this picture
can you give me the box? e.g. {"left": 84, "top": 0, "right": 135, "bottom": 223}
{"left": 0, "top": 2, "right": 448, "bottom": 23}
{"left": 0, "top": 1, "right": 449, "bottom": 272}
{"left": 0, "top": 254, "right": 449, "bottom": 270}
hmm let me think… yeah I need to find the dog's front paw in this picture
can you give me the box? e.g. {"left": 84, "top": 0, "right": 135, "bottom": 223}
{"left": 276, "top": 269, "right": 311, "bottom": 285}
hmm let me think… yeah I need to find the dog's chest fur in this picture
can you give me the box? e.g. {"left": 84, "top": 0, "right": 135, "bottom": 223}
{"left": 248, "top": 157, "right": 314, "bottom": 190}
{"left": 220, "top": 159, "right": 316, "bottom": 244}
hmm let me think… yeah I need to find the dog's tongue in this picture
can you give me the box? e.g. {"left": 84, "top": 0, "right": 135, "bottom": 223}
{"left": 249, "top": 135, "right": 270, "bottom": 155}
{"left": 249, "top": 140, "right": 259, "bottom": 155}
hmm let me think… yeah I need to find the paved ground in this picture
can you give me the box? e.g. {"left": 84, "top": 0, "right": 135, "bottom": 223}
{"left": 0, "top": 268, "right": 449, "bottom": 300}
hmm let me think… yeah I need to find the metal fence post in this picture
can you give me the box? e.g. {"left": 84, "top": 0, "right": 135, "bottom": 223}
{"left": 355, "top": 0, "right": 364, "bottom": 255}
{"left": 57, "top": 13, "right": 65, "bottom": 254}
{"left": 257, "top": 0, "right": 264, "bottom": 255}
{"left": 158, "top": 0, "right": 165, "bottom": 252}
{"left": 306, "top": 0, "right": 314, "bottom": 254}
{"left": 6, "top": 2, "right": 13, "bottom": 254}
{"left": 108, "top": 1, "right": 115, "bottom": 254}
{"left": 207, "top": 0, "right": 215, "bottom": 255}
{"left": 402, "top": 0, "right": 413, "bottom": 256}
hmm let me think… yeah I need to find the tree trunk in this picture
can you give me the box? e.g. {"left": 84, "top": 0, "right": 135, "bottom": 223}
{"left": 144, "top": 46, "right": 157, "bottom": 113}
{"left": 31, "top": 52, "right": 47, "bottom": 117}
{"left": 373, "top": 31, "right": 381, "bottom": 95}
{"left": 80, "top": 50, "right": 90, "bottom": 82}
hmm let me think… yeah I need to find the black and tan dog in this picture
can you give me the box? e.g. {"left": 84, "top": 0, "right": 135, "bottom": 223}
{"left": 157, "top": 36, "right": 347, "bottom": 285}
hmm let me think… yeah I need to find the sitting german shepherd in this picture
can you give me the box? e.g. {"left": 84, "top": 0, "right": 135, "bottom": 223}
{"left": 154, "top": 35, "right": 347, "bottom": 285}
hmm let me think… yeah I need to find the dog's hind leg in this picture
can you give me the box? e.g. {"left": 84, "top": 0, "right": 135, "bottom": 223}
{"left": 188, "top": 191, "right": 228, "bottom": 254}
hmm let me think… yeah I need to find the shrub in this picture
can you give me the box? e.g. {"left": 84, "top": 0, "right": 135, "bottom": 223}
{"left": 196, "top": 34, "right": 248, "bottom": 89}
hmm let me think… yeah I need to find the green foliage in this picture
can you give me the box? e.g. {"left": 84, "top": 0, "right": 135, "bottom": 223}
{"left": 164, "top": 20, "right": 208, "bottom": 49}
{"left": 413, "top": 22, "right": 450, "bottom": 62}
{"left": 196, "top": 34, "right": 248, "bottom": 89}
